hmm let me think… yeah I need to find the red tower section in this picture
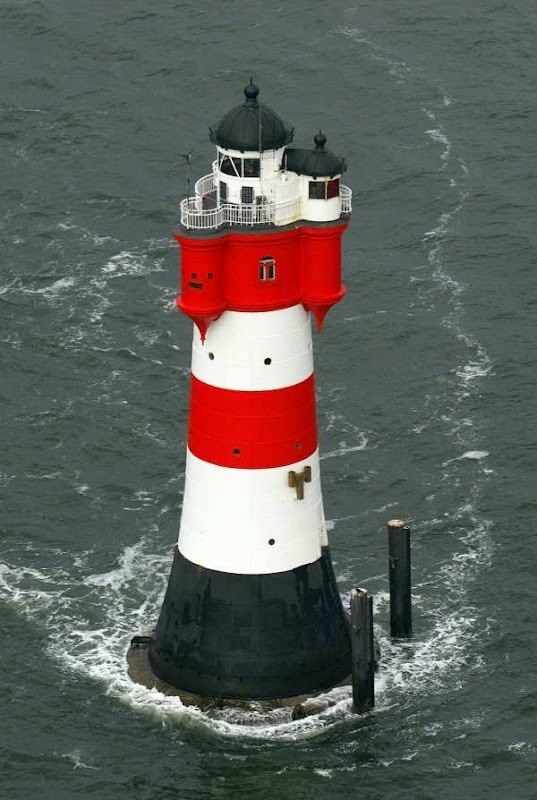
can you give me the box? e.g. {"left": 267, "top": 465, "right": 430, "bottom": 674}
{"left": 176, "top": 221, "right": 348, "bottom": 341}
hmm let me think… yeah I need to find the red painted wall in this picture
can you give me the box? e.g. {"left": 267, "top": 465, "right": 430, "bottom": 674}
{"left": 175, "top": 221, "right": 348, "bottom": 332}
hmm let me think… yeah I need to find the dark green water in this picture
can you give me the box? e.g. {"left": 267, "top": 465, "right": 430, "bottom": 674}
{"left": 1, "top": 2, "right": 536, "bottom": 798}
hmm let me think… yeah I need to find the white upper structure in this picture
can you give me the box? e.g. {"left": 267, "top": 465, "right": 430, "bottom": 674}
{"left": 180, "top": 81, "right": 352, "bottom": 229}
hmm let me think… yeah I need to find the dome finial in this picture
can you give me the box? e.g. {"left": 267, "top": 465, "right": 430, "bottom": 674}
{"left": 314, "top": 130, "right": 327, "bottom": 151}
{"left": 244, "top": 78, "right": 259, "bottom": 106}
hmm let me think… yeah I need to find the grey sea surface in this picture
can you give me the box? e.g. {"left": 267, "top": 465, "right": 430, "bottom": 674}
{"left": 1, "top": 1, "right": 536, "bottom": 798}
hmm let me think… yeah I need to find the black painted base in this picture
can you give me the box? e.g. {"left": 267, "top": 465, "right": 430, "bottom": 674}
{"left": 147, "top": 547, "right": 351, "bottom": 700}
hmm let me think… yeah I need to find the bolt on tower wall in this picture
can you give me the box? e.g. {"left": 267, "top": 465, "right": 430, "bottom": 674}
{"left": 147, "top": 82, "right": 353, "bottom": 700}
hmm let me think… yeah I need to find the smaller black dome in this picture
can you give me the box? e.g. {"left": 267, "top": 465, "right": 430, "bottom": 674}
{"left": 209, "top": 81, "right": 294, "bottom": 152}
{"left": 282, "top": 132, "right": 347, "bottom": 178}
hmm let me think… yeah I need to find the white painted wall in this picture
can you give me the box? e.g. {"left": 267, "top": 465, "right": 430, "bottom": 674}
{"left": 178, "top": 449, "right": 327, "bottom": 574}
{"left": 299, "top": 175, "right": 342, "bottom": 222}
{"left": 191, "top": 306, "right": 313, "bottom": 391}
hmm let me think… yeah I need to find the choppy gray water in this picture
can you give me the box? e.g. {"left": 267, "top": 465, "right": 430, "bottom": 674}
{"left": 1, "top": 2, "right": 536, "bottom": 798}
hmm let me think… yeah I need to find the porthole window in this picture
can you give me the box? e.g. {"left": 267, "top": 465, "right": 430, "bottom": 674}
{"left": 259, "top": 256, "right": 276, "bottom": 282}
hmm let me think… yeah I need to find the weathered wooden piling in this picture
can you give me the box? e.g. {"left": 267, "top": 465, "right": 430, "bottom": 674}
{"left": 388, "top": 519, "right": 412, "bottom": 638}
{"left": 350, "top": 588, "right": 375, "bottom": 713}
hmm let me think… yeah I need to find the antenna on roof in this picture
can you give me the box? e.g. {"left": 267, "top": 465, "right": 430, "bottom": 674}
{"left": 256, "top": 81, "right": 263, "bottom": 218}
{"left": 178, "top": 151, "right": 194, "bottom": 201}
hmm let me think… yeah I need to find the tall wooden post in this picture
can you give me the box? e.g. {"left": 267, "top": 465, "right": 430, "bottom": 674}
{"left": 388, "top": 519, "right": 412, "bottom": 638}
{"left": 350, "top": 588, "right": 375, "bottom": 713}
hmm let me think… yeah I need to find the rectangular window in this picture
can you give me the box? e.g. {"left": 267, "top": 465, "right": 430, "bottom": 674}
{"left": 309, "top": 181, "right": 326, "bottom": 199}
{"left": 326, "top": 178, "right": 340, "bottom": 199}
{"left": 259, "top": 257, "right": 276, "bottom": 281}
{"left": 219, "top": 181, "right": 228, "bottom": 201}
{"left": 243, "top": 158, "right": 260, "bottom": 178}
{"left": 220, "top": 155, "right": 241, "bottom": 177}
{"left": 241, "top": 186, "right": 254, "bottom": 204}
{"left": 309, "top": 179, "right": 340, "bottom": 200}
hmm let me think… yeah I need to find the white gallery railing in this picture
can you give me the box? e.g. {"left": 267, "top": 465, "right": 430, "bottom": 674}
{"left": 181, "top": 184, "right": 353, "bottom": 229}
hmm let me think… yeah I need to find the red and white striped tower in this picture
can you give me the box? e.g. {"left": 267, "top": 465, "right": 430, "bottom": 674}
{"left": 147, "top": 82, "right": 353, "bottom": 699}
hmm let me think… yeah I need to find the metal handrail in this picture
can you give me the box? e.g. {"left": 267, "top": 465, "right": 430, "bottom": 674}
{"left": 180, "top": 184, "right": 353, "bottom": 229}
{"left": 194, "top": 172, "right": 215, "bottom": 199}
{"left": 340, "top": 184, "right": 352, "bottom": 214}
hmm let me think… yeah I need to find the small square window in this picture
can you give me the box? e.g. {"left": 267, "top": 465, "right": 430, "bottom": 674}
{"left": 326, "top": 178, "right": 339, "bottom": 199}
{"left": 243, "top": 158, "right": 260, "bottom": 178}
{"left": 309, "top": 181, "right": 326, "bottom": 199}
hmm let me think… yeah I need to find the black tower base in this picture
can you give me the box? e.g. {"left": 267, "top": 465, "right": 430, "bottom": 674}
{"left": 144, "top": 546, "right": 351, "bottom": 700}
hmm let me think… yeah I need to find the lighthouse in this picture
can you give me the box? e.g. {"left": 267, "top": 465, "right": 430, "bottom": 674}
{"left": 144, "top": 82, "right": 353, "bottom": 700}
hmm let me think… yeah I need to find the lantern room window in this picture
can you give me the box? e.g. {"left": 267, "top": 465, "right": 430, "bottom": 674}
{"left": 259, "top": 257, "right": 276, "bottom": 281}
{"left": 219, "top": 153, "right": 260, "bottom": 178}
{"left": 220, "top": 155, "right": 241, "bottom": 177}
{"left": 244, "top": 158, "right": 260, "bottom": 177}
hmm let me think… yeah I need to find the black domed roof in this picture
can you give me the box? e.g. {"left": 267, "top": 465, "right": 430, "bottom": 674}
{"left": 282, "top": 131, "right": 347, "bottom": 178}
{"left": 209, "top": 81, "right": 294, "bottom": 152}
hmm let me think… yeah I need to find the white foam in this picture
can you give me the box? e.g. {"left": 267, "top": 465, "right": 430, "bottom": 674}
{"left": 442, "top": 450, "right": 489, "bottom": 466}
{"left": 456, "top": 356, "right": 492, "bottom": 386}
{"left": 20, "top": 276, "right": 77, "bottom": 299}
{"left": 507, "top": 742, "right": 536, "bottom": 757}
{"left": 11, "top": 106, "right": 45, "bottom": 113}
{"left": 460, "top": 450, "right": 489, "bottom": 461}
{"left": 313, "top": 768, "right": 334, "bottom": 779}
{"left": 0, "top": 495, "right": 494, "bottom": 740}
{"left": 57, "top": 220, "right": 118, "bottom": 247}
{"left": 102, "top": 250, "right": 164, "bottom": 278}
{"left": 320, "top": 433, "right": 368, "bottom": 460}
{"left": 339, "top": 25, "right": 414, "bottom": 88}
{"left": 61, "top": 750, "right": 101, "bottom": 771}
{"left": 425, "top": 127, "right": 452, "bottom": 166}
